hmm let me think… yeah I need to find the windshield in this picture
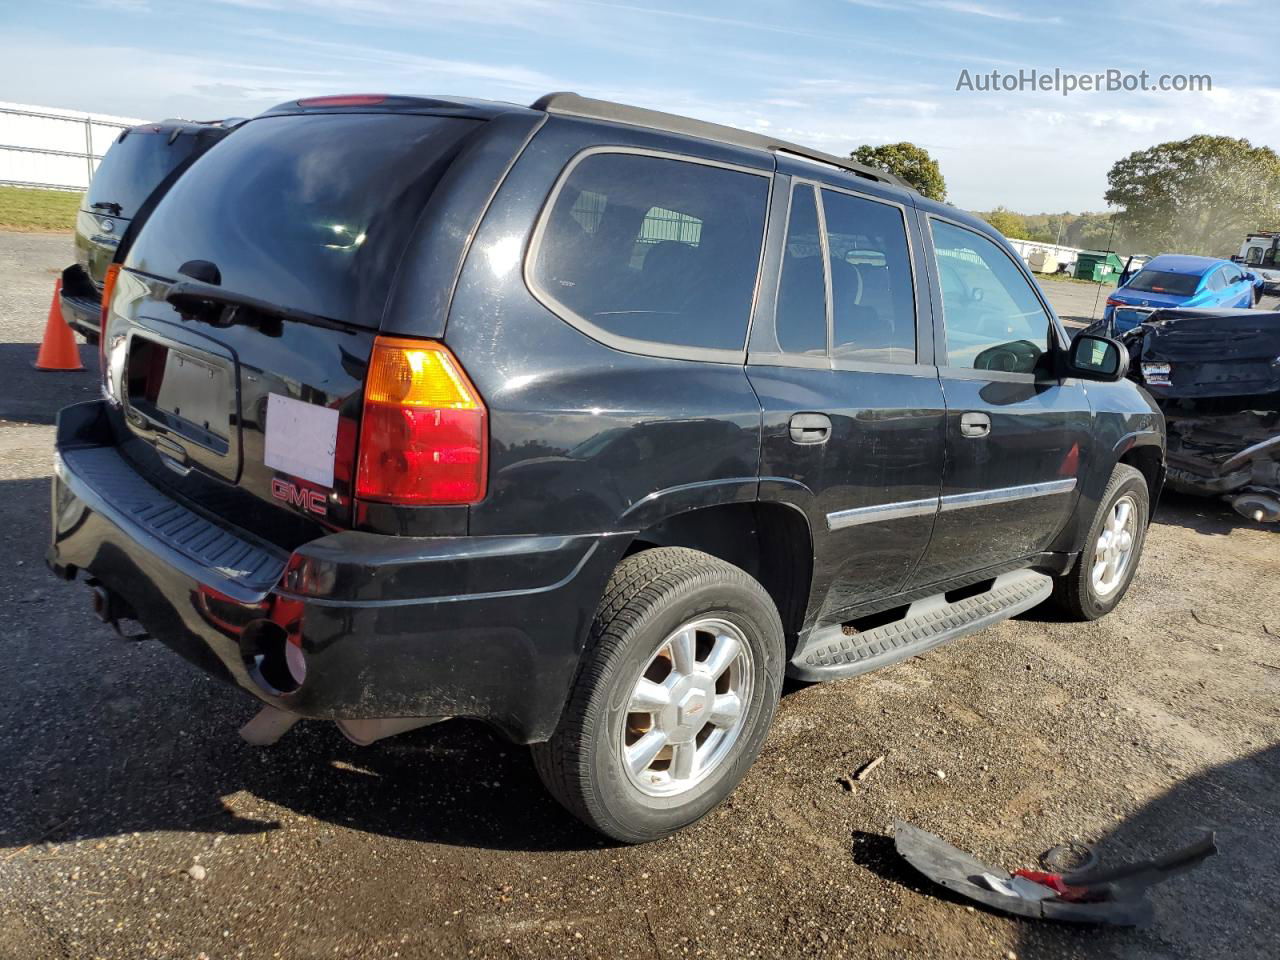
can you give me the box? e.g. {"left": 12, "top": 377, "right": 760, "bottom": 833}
{"left": 1124, "top": 269, "right": 1201, "bottom": 297}
{"left": 125, "top": 113, "right": 480, "bottom": 328}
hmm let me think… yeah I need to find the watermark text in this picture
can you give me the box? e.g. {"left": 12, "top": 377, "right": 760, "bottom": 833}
{"left": 956, "top": 68, "right": 1211, "bottom": 96}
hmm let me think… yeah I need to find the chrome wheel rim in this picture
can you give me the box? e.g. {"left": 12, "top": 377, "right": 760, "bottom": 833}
{"left": 1092, "top": 494, "right": 1138, "bottom": 597}
{"left": 620, "top": 617, "right": 755, "bottom": 798}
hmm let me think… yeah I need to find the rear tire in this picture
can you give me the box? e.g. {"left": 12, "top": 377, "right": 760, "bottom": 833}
{"left": 532, "top": 547, "right": 784, "bottom": 843}
{"left": 1052, "top": 463, "right": 1150, "bottom": 621}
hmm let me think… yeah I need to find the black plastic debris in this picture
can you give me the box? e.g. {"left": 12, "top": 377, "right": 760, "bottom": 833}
{"left": 893, "top": 821, "right": 1217, "bottom": 926}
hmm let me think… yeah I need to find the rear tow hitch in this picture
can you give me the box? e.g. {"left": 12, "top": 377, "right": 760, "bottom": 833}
{"left": 87, "top": 579, "right": 151, "bottom": 641}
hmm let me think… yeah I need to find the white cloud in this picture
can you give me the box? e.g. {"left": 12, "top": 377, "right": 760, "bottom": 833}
{"left": 861, "top": 97, "right": 941, "bottom": 117}
{"left": 923, "top": 1, "right": 1062, "bottom": 24}
{"left": 83, "top": 0, "right": 150, "bottom": 10}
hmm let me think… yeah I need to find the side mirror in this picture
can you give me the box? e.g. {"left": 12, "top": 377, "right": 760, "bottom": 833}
{"left": 1065, "top": 334, "right": 1128, "bottom": 382}
{"left": 1243, "top": 272, "right": 1257, "bottom": 284}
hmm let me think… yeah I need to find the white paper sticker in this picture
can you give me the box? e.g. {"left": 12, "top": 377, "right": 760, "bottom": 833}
{"left": 263, "top": 393, "right": 339, "bottom": 488}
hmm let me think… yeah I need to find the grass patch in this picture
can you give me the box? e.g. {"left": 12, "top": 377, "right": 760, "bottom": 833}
{"left": 0, "top": 185, "right": 81, "bottom": 232}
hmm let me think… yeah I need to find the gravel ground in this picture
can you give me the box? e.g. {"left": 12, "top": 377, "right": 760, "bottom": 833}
{"left": 1, "top": 229, "right": 1278, "bottom": 960}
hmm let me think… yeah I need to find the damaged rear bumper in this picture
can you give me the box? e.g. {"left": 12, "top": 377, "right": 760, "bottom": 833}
{"left": 48, "top": 400, "right": 627, "bottom": 742}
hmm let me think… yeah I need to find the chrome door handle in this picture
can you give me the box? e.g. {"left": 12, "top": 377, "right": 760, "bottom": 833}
{"left": 789, "top": 413, "right": 832, "bottom": 444}
{"left": 960, "top": 412, "right": 991, "bottom": 438}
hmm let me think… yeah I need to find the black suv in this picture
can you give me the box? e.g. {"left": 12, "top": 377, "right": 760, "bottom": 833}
{"left": 60, "top": 118, "right": 238, "bottom": 342}
{"left": 48, "top": 93, "right": 1165, "bottom": 842}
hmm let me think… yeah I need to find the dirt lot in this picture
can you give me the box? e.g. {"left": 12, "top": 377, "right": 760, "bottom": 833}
{"left": 1, "top": 229, "right": 1278, "bottom": 960}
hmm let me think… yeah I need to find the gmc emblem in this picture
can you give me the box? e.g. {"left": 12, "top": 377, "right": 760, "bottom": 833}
{"left": 271, "top": 478, "right": 328, "bottom": 516}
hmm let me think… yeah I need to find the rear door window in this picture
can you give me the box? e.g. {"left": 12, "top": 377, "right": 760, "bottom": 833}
{"left": 530, "top": 151, "right": 769, "bottom": 356}
{"left": 85, "top": 130, "right": 196, "bottom": 219}
{"left": 775, "top": 184, "right": 828, "bottom": 355}
{"left": 931, "top": 219, "right": 1050, "bottom": 375}
{"left": 822, "top": 189, "right": 916, "bottom": 364}
{"left": 126, "top": 113, "right": 480, "bottom": 329}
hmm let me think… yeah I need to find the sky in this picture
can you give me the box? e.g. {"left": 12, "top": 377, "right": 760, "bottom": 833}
{"left": 2, "top": 0, "right": 1277, "bottom": 212}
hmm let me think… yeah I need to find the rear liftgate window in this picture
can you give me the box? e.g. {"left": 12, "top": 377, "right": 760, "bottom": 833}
{"left": 85, "top": 130, "right": 194, "bottom": 219}
{"left": 126, "top": 113, "right": 481, "bottom": 328}
{"left": 531, "top": 152, "right": 770, "bottom": 354}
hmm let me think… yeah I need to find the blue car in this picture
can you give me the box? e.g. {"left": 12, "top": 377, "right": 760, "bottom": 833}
{"left": 1105, "top": 254, "right": 1257, "bottom": 333}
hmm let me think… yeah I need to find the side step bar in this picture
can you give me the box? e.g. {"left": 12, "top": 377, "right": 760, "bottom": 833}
{"left": 789, "top": 569, "right": 1053, "bottom": 682}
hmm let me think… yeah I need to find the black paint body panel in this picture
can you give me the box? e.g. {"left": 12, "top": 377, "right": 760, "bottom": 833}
{"left": 49, "top": 97, "right": 1165, "bottom": 743}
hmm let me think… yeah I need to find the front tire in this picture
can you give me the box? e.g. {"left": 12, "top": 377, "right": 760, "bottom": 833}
{"left": 532, "top": 547, "right": 784, "bottom": 843}
{"left": 1052, "top": 463, "right": 1150, "bottom": 620}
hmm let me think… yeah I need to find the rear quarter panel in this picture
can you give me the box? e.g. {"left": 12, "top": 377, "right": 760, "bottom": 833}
{"left": 439, "top": 117, "right": 770, "bottom": 538}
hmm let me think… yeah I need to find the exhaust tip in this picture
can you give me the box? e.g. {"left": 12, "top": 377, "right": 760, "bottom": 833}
{"left": 240, "top": 619, "right": 307, "bottom": 696}
{"left": 1230, "top": 492, "right": 1280, "bottom": 524}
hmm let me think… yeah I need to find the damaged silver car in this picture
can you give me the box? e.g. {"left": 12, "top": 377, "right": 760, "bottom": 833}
{"left": 1117, "top": 308, "right": 1280, "bottom": 523}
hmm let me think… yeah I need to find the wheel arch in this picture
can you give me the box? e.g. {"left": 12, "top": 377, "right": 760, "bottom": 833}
{"left": 1117, "top": 440, "right": 1165, "bottom": 519}
{"left": 622, "top": 501, "right": 814, "bottom": 655}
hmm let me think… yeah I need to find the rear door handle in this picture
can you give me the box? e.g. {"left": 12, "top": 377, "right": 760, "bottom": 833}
{"left": 960, "top": 412, "right": 991, "bottom": 438}
{"left": 789, "top": 413, "right": 832, "bottom": 445}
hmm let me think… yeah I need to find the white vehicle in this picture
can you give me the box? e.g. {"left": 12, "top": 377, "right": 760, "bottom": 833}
{"left": 1236, "top": 232, "right": 1280, "bottom": 293}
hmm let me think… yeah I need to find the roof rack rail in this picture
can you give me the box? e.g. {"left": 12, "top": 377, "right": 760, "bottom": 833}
{"left": 529, "top": 92, "right": 911, "bottom": 191}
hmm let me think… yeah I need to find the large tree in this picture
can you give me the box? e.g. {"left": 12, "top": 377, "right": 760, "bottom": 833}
{"left": 1105, "top": 135, "right": 1280, "bottom": 257}
{"left": 1064, "top": 212, "right": 1118, "bottom": 251}
{"left": 979, "top": 206, "right": 1027, "bottom": 238}
{"left": 850, "top": 142, "right": 947, "bottom": 201}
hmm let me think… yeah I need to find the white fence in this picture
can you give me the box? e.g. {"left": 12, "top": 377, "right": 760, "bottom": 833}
{"left": 1004, "top": 236, "right": 1084, "bottom": 273}
{"left": 0, "top": 101, "right": 146, "bottom": 192}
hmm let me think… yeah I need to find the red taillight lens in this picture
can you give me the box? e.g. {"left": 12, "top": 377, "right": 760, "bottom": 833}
{"left": 297, "top": 94, "right": 387, "bottom": 108}
{"left": 355, "top": 336, "right": 487, "bottom": 505}
{"left": 1105, "top": 297, "right": 1123, "bottom": 307}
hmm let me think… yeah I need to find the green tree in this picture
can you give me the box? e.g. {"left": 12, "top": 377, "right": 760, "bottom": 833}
{"left": 850, "top": 142, "right": 947, "bottom": 201}
{"left": 979, "top": 206, "right": 1027, "bottom": 238}
{"left": 1064, "top": 212, "right": 1117, "bottom": 251}
{"left": 1105, "top": 135, "right": 1280, "bottom": 257}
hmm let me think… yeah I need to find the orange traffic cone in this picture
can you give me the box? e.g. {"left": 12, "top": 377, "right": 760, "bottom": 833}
{"left": 34, "top": 278, "right": 84, "bottom": 372}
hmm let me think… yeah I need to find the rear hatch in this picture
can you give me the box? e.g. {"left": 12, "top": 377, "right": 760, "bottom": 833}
{"left": 75, "top": 123, "right": 225, "bottom": 290}
{"left": 106, "top": 110, "right": 482, "bottom": 541}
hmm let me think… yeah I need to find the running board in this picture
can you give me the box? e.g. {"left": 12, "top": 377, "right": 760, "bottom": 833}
{"left": 789, "top": 569, "right": 1053, "bottom": 682}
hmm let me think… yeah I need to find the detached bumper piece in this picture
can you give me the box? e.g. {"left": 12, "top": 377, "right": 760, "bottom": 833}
{"left": 894, "top": 821, "right": 1218, "bottom": 926}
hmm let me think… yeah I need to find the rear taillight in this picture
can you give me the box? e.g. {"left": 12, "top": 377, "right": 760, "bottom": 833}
{"left": 1105, "top": 297, "right": 1123, "bottom": 307}
{"left": 99, "top": 262, "right": 122, "bottom": 392}
{"left": 99, "top": 263, "right": 121, "bottom": 347}
{"left": 355, "top": 336, "right": 487, "bottom": 505}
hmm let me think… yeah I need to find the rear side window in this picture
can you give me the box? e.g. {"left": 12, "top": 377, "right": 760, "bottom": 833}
{"left": 775, "top": 185, "right": 827, "bottom": 355}
{"left": 1205, "top": 268, "right": 1226, "bottom": 291}
{"left": 531, "top": 151, "right": 769, "bottom": 355}
{"left": 127, "top": 113, "right": 480, "bottom": 329}
{"left": 85, "top": 131, "right": 196, "bottom": 219}
{"left": 822, "top": 189, "right": 916, "bottom": 364}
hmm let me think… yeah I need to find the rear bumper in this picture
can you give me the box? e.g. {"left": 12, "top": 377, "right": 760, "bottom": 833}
{"left": 48, "top": 400, "right": 627, "bottom": 743}
{"left": 58, "top": 265, "right": 101, "bottom": 340}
